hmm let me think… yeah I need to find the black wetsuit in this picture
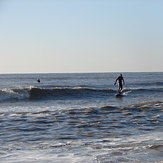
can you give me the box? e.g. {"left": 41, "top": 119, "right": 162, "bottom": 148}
{"left": 115, "top": 75, "right": 125, "bottom": 92}
{"left": 117, "top": 76, "right": 123, "bottom": 91}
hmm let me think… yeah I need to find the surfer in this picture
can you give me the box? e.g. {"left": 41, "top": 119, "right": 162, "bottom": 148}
{"left": 114, "top": 74, "right": 125, "bottom": 93}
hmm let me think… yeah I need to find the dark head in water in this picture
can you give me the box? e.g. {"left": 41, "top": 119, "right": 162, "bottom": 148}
{"left": 37, "top": 79, "right": 40, "bottom": 83}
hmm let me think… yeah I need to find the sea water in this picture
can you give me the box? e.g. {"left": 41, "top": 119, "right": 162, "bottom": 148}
{"left": 0, "top": 72, "right": 163, "bottom": 163}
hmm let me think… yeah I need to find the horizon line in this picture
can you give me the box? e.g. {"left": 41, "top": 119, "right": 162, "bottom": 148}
{"left": 0, "top": 71, "right": 162, "bottom": 75}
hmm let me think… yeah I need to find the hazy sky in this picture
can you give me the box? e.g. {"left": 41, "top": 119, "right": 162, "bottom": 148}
{"left": 1, "top": 0, "right": 163, "bottom": 73}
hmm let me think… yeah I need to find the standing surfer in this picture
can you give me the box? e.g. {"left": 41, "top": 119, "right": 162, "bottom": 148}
{"left": 114, "top": 74, "right": 125, "bottom": 93}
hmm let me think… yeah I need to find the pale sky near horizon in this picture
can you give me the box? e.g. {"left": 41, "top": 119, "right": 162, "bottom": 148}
{"left": 0, "top": 0, "right": 163, "bottom": 73}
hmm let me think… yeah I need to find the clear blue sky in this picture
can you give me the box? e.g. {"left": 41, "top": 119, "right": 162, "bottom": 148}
{"left": 1, "top": 0, "right": 163, "bottom": 73}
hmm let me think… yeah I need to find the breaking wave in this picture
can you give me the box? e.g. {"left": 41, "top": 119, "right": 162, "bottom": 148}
{"left": 29, "top": 87, "right": 115, "bottom": 100}
{"left": 0, "top": 86, "right": 163, "bottom": 102}
{"left": 0, "top": 88, "right": 30, "bottom": 102}
{"left": 0, "top": 87, "right": 115, "bottom": 102}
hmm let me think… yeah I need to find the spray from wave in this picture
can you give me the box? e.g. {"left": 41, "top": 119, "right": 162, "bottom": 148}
{"left": 0, "top": 88, "right": 30, "bottom": 102}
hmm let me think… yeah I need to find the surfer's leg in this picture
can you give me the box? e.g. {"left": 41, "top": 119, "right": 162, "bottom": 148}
{"left": 118, "top": 87, "right": 121, "bottom": 93}
{"left": 119, "top": 83, "right": 123, "bottom": 92}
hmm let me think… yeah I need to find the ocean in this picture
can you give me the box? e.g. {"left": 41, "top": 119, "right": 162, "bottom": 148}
{"left": 0, "top": 72, "right": 163, "bottom": 163}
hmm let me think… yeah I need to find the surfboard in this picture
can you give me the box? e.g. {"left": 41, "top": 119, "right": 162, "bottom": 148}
{"left": 116, "top": 91, "right": 123, "bottom": 97}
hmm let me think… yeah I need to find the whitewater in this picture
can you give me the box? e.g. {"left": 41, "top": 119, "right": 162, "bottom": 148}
{"left": 0, "top": 72, "right": 163, "bottom": 162}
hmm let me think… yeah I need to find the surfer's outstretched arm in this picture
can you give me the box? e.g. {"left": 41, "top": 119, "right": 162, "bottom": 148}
{"left": 114, "top": 79, "right": 118, "bottom": 85}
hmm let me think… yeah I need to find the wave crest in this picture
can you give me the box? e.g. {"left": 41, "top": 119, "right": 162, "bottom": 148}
{"left": 29, "top": 87, "right": 115, "bottom": 100}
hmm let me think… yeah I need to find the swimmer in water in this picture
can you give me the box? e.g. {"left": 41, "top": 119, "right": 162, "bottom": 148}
{"left": 37, "top": 79, "right": 40, "bottom": 83}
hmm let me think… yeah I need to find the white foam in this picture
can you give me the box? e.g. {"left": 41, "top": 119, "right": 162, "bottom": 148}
{"left": 0, "top": 88, "right": 30, "bottom": 101}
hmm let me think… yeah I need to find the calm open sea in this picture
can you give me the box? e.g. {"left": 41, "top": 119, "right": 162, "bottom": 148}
{"left": 0, "top": 72, "right": 163, "bottom": 163}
